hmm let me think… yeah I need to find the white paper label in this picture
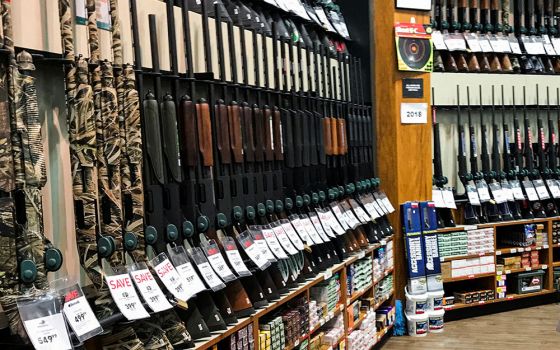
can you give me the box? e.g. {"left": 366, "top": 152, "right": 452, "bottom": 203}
{"left": 310, "top": 214, "right": 330, "bottom": 241}
{"left": 282, "top": 222, "right": 305, "bottom": 250}
{"left": 225, "top": 249, "right": 251, "bottom": 275}
{"left": 326, "top": 209, "right": 346, "bottom": 235}
{"left": 344, "top": 209, "right": 361, "bottom": 228}
{"left": 442, "top": 188, "right": 457, "bottom": 209}
{"left": 95, "top": 0, "right": 111, "bottom": 30}
{"left": 74, "top": 0, "right": 87, "bottom": 23}
{"left": 130, "top": 269, "right": 172, "bottom": 313}
{"left": 467, "top": 187, "right": 481, "bottom": 206}
{"left": 154, "top": 259, "right": 193, "bottom": 301}
{"left": 509, "top": 39, "right": 522, "bottom": 54}
{"left": 444, "top": 35, "right": 467, "bottom": 51}
{"left": 63, "top": 295, "right": 102, "bottom": 339}
{"left": 196, "top": 261, "right": 223, "bottom": 289}
{"left": 291, "top": 218, "right": 314, "bottom": 244}
{"left": 524, "top": 182, "right": 540, "bottom": 201}
{"left": 510, "top": 180, "right": 525, "bottom": 200}
{"left": 317, "top": 210, "right": 336, "bottom": 238}
{"left": 175, "top": 261, "right": 207, "bottom": 298}
{"left": 534, "top": 180, "right": 550, "bottom": 200}
{"left": 25, "top": 313, "right": 72, "bottom": 350}
{"left": 331, "top": 205, "right": 350, "bottom": 230}
{"left": 382, "top": 196, "right": 396, "bottom": 213}
{"left": 207, "top": 252, "right": 236, "bottom": 279}
{"left": 432, "top": 31, "right": 447, "bottom": 50}
{"left": 262, "top": 228, "right": 289, "bottom": 259}
{"left": 353, "top": 206, "right": 370, "bottom": 223}
{"left": 552, "top": 38, "right": 560, "bottom": 56}
{"left": 255, "top": 237, "right": 277, "bottom": 260}
{"left": 464, "top": 33, "right": 482, "bottom": 52}
{"left": 432, "top": 188, "right": 446, "bottom": 208}
{"left": 244, "top": 241, "right": 270, "bottom": 269}
{"left": 106, "top": 274, "right": 150, "bottom": 320}
{"left": 301, "top": 217, "right": 323, "bottom": 244}
{"left": 401, "top": 103, "right": 428, "bottom": 124}
{"left": 479, "top": 37, "right": 493, "bottom": 52}
{"left": 396, "top": 0, "right": 431, "bottom": 10}
{"left": 552, "top": 180, "right": 560, "bottom": 198}
{"left": 477, "top": 186, "right": 491, "bottom": 202}
{"left": 273, "top": 225, "right": 298, "bottom": 255}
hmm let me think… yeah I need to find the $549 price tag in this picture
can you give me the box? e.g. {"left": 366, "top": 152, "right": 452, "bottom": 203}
{"left": 24, "top": 313, "right": 72, "bottom": 350}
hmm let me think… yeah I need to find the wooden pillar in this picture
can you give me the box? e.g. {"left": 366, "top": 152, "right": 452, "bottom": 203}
{"left": 373, "top": 2, "right": 432, "bottom": 300}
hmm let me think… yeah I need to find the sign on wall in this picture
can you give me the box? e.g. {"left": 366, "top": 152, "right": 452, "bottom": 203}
{"left": 395, "top": 0, "right": 431, "bottom": 11}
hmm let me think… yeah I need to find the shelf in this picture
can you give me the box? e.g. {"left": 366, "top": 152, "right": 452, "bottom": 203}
{"left": 284, "top": 334, "right": 309, "bottom": 350}
{"left": 192, "top": 316, "right": 254, "bottom": 350}
{"left": 496, "top": 245, "right": 549, "bottom": 255}
{"left": 478, "top": 217, "right": 550, "bottom": 228}
{"left": 553, "top": 262, "right": 560, "bottom": 267}
{"left": 347, "top": 284, "right": 373, "bottom": 306}
{"left": 551, "top": 243, "right": 560, "bottom": 248}
{"left": 373, "top": 267, "right": 394, "bottom": 285}
{"left": 436, "top": 225, "right": 476, "bottom": 233}
{"left": 348, "top": 314, "right": 366, "bottom": 333}
{"left": 443, "top": 272, "right": 495, "bottom": 283}
{"left": 496, "top": 264, "right": 548, "bottom": 275}
{"left": 373, "top": 290, "right": 394, "bottom": 311}
{"left": 309, "top": 304, "right": 344, "bottom": 335}
{"left": 445, "top": 290, "right": 556, "bottom": 311}
{"left": 376, "top": 324, "right": 394, "bottom": 341}
{"left": 440, "top": 252, "right": 495, "bottom": 262}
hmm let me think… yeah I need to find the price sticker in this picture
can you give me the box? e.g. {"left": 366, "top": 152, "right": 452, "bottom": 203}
{"left": 442, "top": 188, "right": 457, "bottom": 209}
{"left": 196, "top": 260, "right": 224, "bottom": 290}
{"left": 262, "top": 227, "right": 289, "bottom": 259}
{"left": 509, "top": 36, "right": 522, "bottom": 54}
{"left": 154, "top": 258, "right": 197, "bottom": 301}
{"left": 325, "top": 209, "right": 346, "bottom": 235}
{"left": 500, "top": 181, "right": 515, "bottom": 202}
{"left": 240, "top": 235, "right": 270, "bottom": 270}
{"left": 272, "top": 223, "right": 298, "bottom": 255}
{"left": 222, "top": 240, "right": 251, "bottom": 276}
{"left": 401, "top": 103, "right": 428, "bottom": 124}
{"left": 479, "top": 37, "right": 493, "bottom": 52}
{"left": 317, "top": 210, "right": 336, "bottom": 238}
{"left": 281, "top": 220, "right": 305, "bottom": 250}
{"left": 24, "top": 313, "right": 72, "bottom": 350}
{"left": 443, "top": 33, "right": 467, "bottom": 51}
{"left": 464, "top": 33, "right": 481, "bottom": 52}
{"left": 488, "top": 182, "right": 506, "bottom": 204}
{"left": 331, "top": 204, "right": 350, "bottom": 230}
{"left": 523, "top": 181, "right": 540, "bottom": 201}
{"left": 205, "top": 247, "right": 237, "bottom": 281}
{"left": 380, "top": 192, "right": 396, "bottom": 213}
{"left": 466, "top": 185, "right": 481, "bottom": 206}
{"left": 61, "top": 285, "right": 102, "bottom": 341}
{"left": 547, "top": 180, "right": 560, "bottom": 198}
{"left": 477, "top": 183, "right": 492, "bottom": 202}
{"left": 301, "top": 216, "right": 324, "bottom": 244}
{"left": 533, "top": 180, "right": 551, "bottom": 200}
{"left": 105, "top": 274, "right": 150, "bottom": 320}
{"left": 310, "top": 213, "right": 330, "bottom": 241}
{"left": 130, "top": 269, "right": 172, "bottom": 313}
{"left": 252, "top": 230, "right": 278, "bottom": 261}
{"left": 510, "top": 180, "right": 526, "bottom": 200}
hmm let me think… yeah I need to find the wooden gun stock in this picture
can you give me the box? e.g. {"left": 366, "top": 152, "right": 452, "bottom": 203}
{"left": 330, "top": 117, "right": 339, "bottom": 155}
{"left": 337, "top": 118, "right": 347, "bottom": 155}
{"left": 216, "top": 101, "right": 232, "bottom": 165}
{"left": 196, "top": 99, "right": 214, "bottom": 167}
{"left": 242, "top": 103, "right": 255, "bottom": 162}
{"left": 273, "top": 107, "right": 284, "bottom": 161}
{"left": 323, "top": 117, "right": 332, "bottom": 155}
{"left": 180, "top": 97, "right": 198, "bottom": 167}
{"left": 228, "top": 102, "right": 244, "bottom": 163}
{"left": 264, "top": 106, "right": 274, "bottom": 161}
{"left": 253, "top": 105, "right": 265, "bottom": 163}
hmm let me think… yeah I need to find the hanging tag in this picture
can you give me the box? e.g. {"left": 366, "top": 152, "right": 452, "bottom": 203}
{"left": 464, "top": 33, "right": 482, "bottom": 52}
{"left": 432, "top": 187, "right": 446, "bottom": 208}
{"left": 374, "top": 192, "right": 392, "bottom": 214}
{"left": 349, "top": 199, "right": 370, "bottom": 223}
{"left": 289, "top": 216, "right": 314, "bottom": 245}
{"left": 261, "top": 226, "right": 289, "bottom": 259}
{"left": 362, "top": 194, "right": 382, "bottom": 219}
{"left": 271, "top": 222, "right": 298, "bottom": 255}
{"left": 249, "top": 227, "right": 278, "bottom": 261}
{"left": 317, "top": 209, "right": 336, "bottom": 238}
{"left": 18, "top": 294, "right": 73, "bottom": 350}
{"left": 105, "top": 268, "right": 150, "bottom": 320}
{"left": 310, "top": 213, "right": 330, "bottom": 241}
{"left": 52, "top": 280, "right": 102, "bottom": 343}
{"left": 509, "top": 35, "right": 522, "bottom": 54}
{"left": 523, "top": 180, "right": 540, "bottom": 201}
{"left": 238, "top": 230, "right": 271, "bottom": 270}
{"left": 478, "top": 36, "right": 494, "bottom": 52}
{"left": 280, "top": 219, "right": 305, "bottom": 250}
{"left": 74, "top": 0, "right": 87, "bottom": 24}
{"left": 220, "top": 236, "right": 252, "bottom": 276}
{"left": 476, "top": 181, "right": 491, "bottom": 202}
{"left": 300, "top": 215, "right": 324, "bottom": 244}
{"left": 128, "top": 263, "right": 172, "bottom": 313}
{"left": 500, "top": 181, "right": 515, "bottom": 202}
{"left": 552, "top": 180, "right": 560, "bottom": 198}
{"left": 432, "top": 30, "right": 447, "bottom": 50}
{"left": 330, "top": 203, "right": 350, "bottom": 229}
{"left": 150, "top": 254, "right": 192, "bottom": 302}
{"left": 95, "top": 0, "right": 111, "bottom": 30}
{"left": 442, "top": 188, "right": 457, "bottom": 209}
{"left": 488, "top": 182, "right": 506, "bottom": 204}
{"left": 166, "top": 246, "right": 207, "bottom": 298}
{"left": 325, "top": 206, "right": 346, "bottom": 235}
{"left": 466, "top": 184, "right": 481, "bottom": 206}
{"left": 509, "top": 180, "right": 526, "bottom": 200}
{"left": 533, "top": 179, "right": 551, "bottom": 200}
{"left": 202, "top": 240, "right": 237, "bottom": 282}
{"left": 443, "top": 33, "right": 467, "bottom": 51}
{"left": 341, "top": 202, "right": 361, "bottom": 229}
{"left": 187, "top": 247, "right": 226, "bottom": 291}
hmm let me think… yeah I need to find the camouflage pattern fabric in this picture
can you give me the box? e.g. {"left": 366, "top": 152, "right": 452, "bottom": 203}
{"left": 100, "top": 325, "right": 144, "bottom": 350}
{"left": 502, "top": 0, "right": 510, "bottom": 29}
{"left": 0, "top": 63, "right": 13, "bottom": 193}
{"left": 86, "top": 0, "right": 100, "bottom": 63}
{"left": 109, "top": 0, "right": 123, "bottom": 66}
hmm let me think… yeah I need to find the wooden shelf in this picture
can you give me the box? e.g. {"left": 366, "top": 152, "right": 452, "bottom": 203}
{"left": 373, "top": 290, "right": 394, "bottom": 311}
{"left": 443, "top": 272, "right": 495, "bottom": 283}
{"left": 496, "top": 264, "right": 549, "bottom": 276}
{"left": 348, "top": 314, "right": 366, "bottom": 333}
{"left": 373, "top": 267, "right": 394, "bottom": 285}
{"left": 440, "top": 252, "right": 494, "bottom": 262}
{"left": 309, "top": 304, "right": 344, "bottom": 335}
{"left": 553, "top": 262, "right": 560, "bottom": 267}
{"left": 445, "top": 290, "right": 556, "bottom": 311}
{"left": 376, "top": 324, "right": 394, "bottom": 341}
{"left": 284, "top": 334, "right": 309, "bottom": 350}
{"left": 347, "top": 284, "right": 373, "bottom": 306}
{"left": 478, "top": 217, "right": 550, "bottom": 228}
{"left": 192, "top": 316, "right": 254, "bottom": 350}
{"left": 436, "top": 225, "right": 476, "bottom": 233}
{"left": 495, "top": 245, "right": 549, "bottom": 256}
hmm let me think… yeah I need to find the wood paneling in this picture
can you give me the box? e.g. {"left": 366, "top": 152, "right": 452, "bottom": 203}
{"left": 373, "top": 4, "right": 432, "bottom": 299}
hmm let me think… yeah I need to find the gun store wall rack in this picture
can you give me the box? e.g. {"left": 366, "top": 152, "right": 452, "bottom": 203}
{"left": 436, "top": 216, "right": 560, "bottom": 320}
{"left": 183, "top": 240, "right": 395, "bottom": 350}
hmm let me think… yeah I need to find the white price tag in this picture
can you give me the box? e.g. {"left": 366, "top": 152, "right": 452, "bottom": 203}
{"left": 106, "top": 274, "right": 150, "bottom": 320}
{"left": 364, "top": 201, "right": 381, "bottom": 219}
{"left": 244, "top": 241, "right": 270, "bottom": 269}
{"left": 262, "top": 228, "right": 289, "bottom": 259}
{"left": 331, "top": 205, "right": 350, "bottom": 230}
{"left": 523, "top": 181, "right": 540, "bottom": 201}
{"left": 444, "top": 35, "right": 467, "bottom": 51}
{"left": 442, "top": 188, "right": 457, "bottom": 209}
{"left": 74, "top": 0, "right": 87, "bottom": 24}
{"left": 254, "top": 236, "right": 277, "bottom": 260}
{"left": 553, "top": 38, "right": 560, "bottom": 56}
{"left": 225, "top": 249, "right": 251, "bottom": 275}
{"left": 464, "top": 33, "right": 482, "bottom": 52}
{"left": 432, "top": 188, "right": 446, "bottom": 208}
{"left": 477, "top": 185, "right": 492, "bottom": 202}
{"left": 207, "top": 251, "right": 236, "bottom": 279}
{"left": 63, "top": 294, "right": 102, "bottom": 340}
{"left": 523, "top": 37, "right": 546, "bottom": 55}
{"left": 154, "top": 259, "right": 194, "bottom": 301}
{"left": 381, "top": 195, "right": 396, "bottom": 213}
{"left": 510, "top": 180, "right": 525, "bottom": 200}
{"left": 282, "top": 221, "right": 305, "bottom": 250}
{"left": 467, "top": 186, "right": 481, "bottom": 206}
{"left": 25, "top": 313, "right": 72, "bottom": 350}
{"left": 291, "top": 218, "right": 314, "bottom": 245}
{"left": 130, "top": 269, "right": 172, "bottom": 313}
{"left": 479, "top": 37, "right": 493, "bottom": 52}
{"left": 547, "top": 180, "right": 560, "bottom": 198}
{"left": 542, "top": 35, "right": 557, "bottom": 55}
{"left": 401, "top": 103, "right": 428, "bottom": 124}
{"left": 317, "top": 210, "right": 336, "bottom": 238}
{"left": 534, "top": 180, "right": 551, "bottom": 200}
{"left": 196, "top": 261, "right": 223, "bottom": 289}
{"left": 174, "top": 261, "right": 206, "bottom": 298}
{"left": 273, "top": 225, "right": 298, "bottom": 255}
{"left": 301, "top": 217, "right": 324, "bottom": 244}
{"left": 326, "top": 209, "right": 346, "bottom": 235}
{"left": 354, "top": 206, "right": 370, "bottom": 223}
{"left": 310, "top": 214, "right": 330, "bottom": 241}
{"left": 509, "top": 36, "right": 522, "bottom": 54}
{"left": 432, "top": 31, "right": 447, "bottom": 50}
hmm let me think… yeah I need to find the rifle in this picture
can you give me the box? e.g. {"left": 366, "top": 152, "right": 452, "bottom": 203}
{"left": 545, "top": 0, "right": 560, "bottom": 72}
{"left": 480, "top": 0, "right": 503, "bottom": 72}
{"left": 457, "top": 86, "right": 480, "bottom": 224}
{"left": 432, "top": 0, "right": 445, "bottom": 71}
{"left": 525, "top": 0, "right": 546, "bottom": 72}
{"left": 535, "top": 86, "right": 558, "bottom": 216}
{"left": 500, "top": 85, "right": 523, "bottom": 220}
{"left": 440, "top": 0, "right": 459, "bottom": 71}
{"left": 459, "top": 0, "right": 481, "bottom": 72}
{"left": 491, "top": 0, "right": 514, "bottom": 72}
{"left": 432, "top": 89, "right": 456, "bottom": 227}
{"left": 469, "top": 0, "right": 492, "bottom": 71}
{"left": 478, "top": 86, "right": 502, "bottom": 222}
{"left": 522, "top": 86, "right": 546, "bottom": 217}
{"left": 502, "top": 0, "right": 522, "bottom": 72}
{"left": 545, "top": 87, "right": 560, "bottom": 208}
{"left": 535, "top": 0, "right": 555, "bottom": 72}
{"left": 448, "top": 0, "right": 469, "bottom": 71}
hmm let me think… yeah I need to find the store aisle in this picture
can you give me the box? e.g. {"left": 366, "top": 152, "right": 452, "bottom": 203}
{"left": 384, "top": 304, "right": 560, "bottom": 350}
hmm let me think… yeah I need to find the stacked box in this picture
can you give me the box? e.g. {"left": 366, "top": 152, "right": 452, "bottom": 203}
{"left": 348, "top": 256, "right": 374, "bottom": 294}
{"left": 553, "top": 222, "right": 560, "bottom": 245}
{"left": 346, "top": 310, "right": 378, "bottom": 350}
{"left": 520, "top": 251, "right": 540, "bottom": 268}
{"left": 498, "top": 256, "right": 521, "bottom": 270}
{"left": 498, "top": 224, "right": 536, "bottom": 247}
{"left": 310, "top": 274, "right": 340, "bottom": 313}
{"left": 453, "top": 290, "right": 494, "bottom": 304}
{"left": 449, "top": 256, "right": 495, "bottom": 278}
{"left": 231, "top": 325, "right": 254, "bottom": 350}
{"left": 466, "top": 228, "right": 494, "bottom": 255}
{"left": 535, "top": 224, "right": 548, "bottom": 247}
{"left": 438, "top": 231, "right": 468, "bottom": 258}
{"left": 374, "top": 274, "right": 393, "bottom": 303}
{"left": 386, "top": 240, "right": 394, "bottom": 269}
{"left": 496, "top": 274, "right": 507, "bottom": 299}
{"left": 260, "top": 317, "right": 284, "bottom": 350}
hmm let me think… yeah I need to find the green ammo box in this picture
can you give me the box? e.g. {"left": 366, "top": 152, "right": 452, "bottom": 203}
{"left": 509, "top": 270, "right": 545, "bottom": 294}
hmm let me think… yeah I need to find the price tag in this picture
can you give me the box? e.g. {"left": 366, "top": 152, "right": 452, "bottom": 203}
{"left": 466, "top": 184, "right": 481, "bottom": 206}
{"left": 24, "top": 313, "right": 72, "bottom": 350}
{"left": 477, "top": 182, "right": 492, "bottom": 202}
{"left": 252, "top": 230, "right": 277, "bottom": 261}
{"left": 442, "top": 188, "right": 457, "bottom": 209}
{"left": 324, "top": 268, "right": 332, "bottom": 279}
{"left": 290, "top": 218, "right": 314, "bottom": 245}
{"left": 443, "top": 33, "right": 467, "bottom": 51}
{"left": 380, "top": 192, "right": 396, "bottom": 213}
{"left": 510, "top": 180, "right": 526, "bottom": 200}
{"left": 62, "top": 286, "right": 102, "bottom": 341}
{"left": 464, "top": 33, "right": 481, "bottom": 52}
{"left": 317, "top": 210, "right": 336, "bottom": 238}
{"left": 552, "top": 38, "right": 560, "bottom": 55}
{"left": 534, "top": 179, "right": 551, "bottom": 200}
{"left": 432, "top": 30, "right": 447, "bottom": 50}
{"left": 196, "top": 261, "right": 224, "bottom": 289}
{"left": 175, "top": 260, "right": 208, "bottom": 296}
{"left": 326, "top": 209, "right": 346, "bottom": 235}
{"left": 130, "top": 269, "right": 172, "bottom": 313}
{"left": 206, "top": 248, "right": 237, "bottom": 281}
{"left": 479, "top": 37, "right": 493, "bottom": 52}
{"left": 432, "top": 188, "right": 445, "bottom": 208}
{"left": 488, "top": 34, "right": 504, "bottom": 52}
{"left": 353, "top": 205, "right": 371, "bottom": 223}
{"left": 301, "top": 216, "right": 324, "bottom": 244}
{"left": 222, "top": 240, "right": 251, "bottom": 276}
{"left": 153, "top": 258, "right": 194, "bottom": 301}
{"left": 523, "top": 36, "right": 546, "bottom": 55}
{"left": 106, "top": 274, "right": 150, "bottom": 320}
{"left": 310, "top": 213, "right": 330, "bottom": 241}
{"left": 523, "top": 180, "right": 540, "bottom": 201}
{"left": 546, "top": 180, "right": 560, "bottom": 198}
{"left": 240, "top": 235, "right": 270, "bottom": 270}
{"left": 500, "top": 181, "right": 514, "bottom": 202}
{"left": 374, "top": 195, "right": 391, "bottom": 215}
{"left": 281, "top": 220, "right": 305, "bottom": 250}
{"left": 401, "top": 103, "right": 428, "bottom": 124}
{"left": 262, "top": 227, "right": 289, "bottom": 259}
{"left": 508, "top": 36, "right": 522, "bottom": 54}
{"left": 542, "top": 35, "right": 557, "bottom": 55}
{"left": 331, "top": 204, "right": 350, "bottom": 230}
{"left": 272, "top": 223, "right": 298, "bottom": 255}
{"left": 95, "top": 0, "right": 111, "bottom": 30}
{"left": 488, "top": 182, "right": 506, "bottom": 204}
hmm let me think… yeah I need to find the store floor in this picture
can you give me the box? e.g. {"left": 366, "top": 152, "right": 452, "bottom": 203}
{"left": 384, "top": 303, "right": 560, "bottom": 349}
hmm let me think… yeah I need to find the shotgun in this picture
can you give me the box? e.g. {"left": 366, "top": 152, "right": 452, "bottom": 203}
{"left": 440, "top": 0, "right": 458, "bottom": 71}
{"left": 449, "top": 0, "right": 469, "bottom": 71}
{"left": 502, "top": 0, "right": 522, "bottom": 72}
{"left": 471, "top": 0, "right": 492, "bottom": 71}
{"left": 491, "top": 0, "right": 514, "bottom": 72}
{"left": 535, "top": 86, "right": 557, "bottom": 216}
{"left": 535, "top": 0, "right": 555, "bottom": 72}
{"left": 482, "top": 0, "right": 503, "bottom": 72}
